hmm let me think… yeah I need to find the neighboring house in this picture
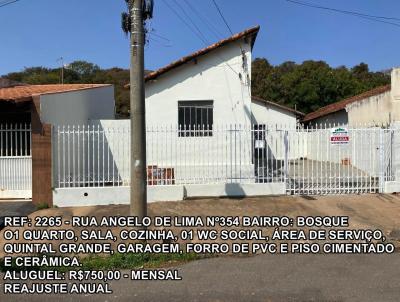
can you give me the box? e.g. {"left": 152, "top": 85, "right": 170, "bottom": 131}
{"left": 303, "top": 68, "right": 400, "bottom": 126}
{"left": 0, "top": 84, "right": 115, "bottom": 125}
{"left": 0, "top": 84, "right": 115, "bottom": 201}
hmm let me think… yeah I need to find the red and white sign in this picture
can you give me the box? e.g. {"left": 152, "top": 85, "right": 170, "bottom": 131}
{"left": 330, "top": 127, "right": 349, "bottom": 145}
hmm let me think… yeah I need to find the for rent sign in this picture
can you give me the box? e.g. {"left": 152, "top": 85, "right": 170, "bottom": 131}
{"left": 330, "top": 127, "right": 349, "bottom": 145}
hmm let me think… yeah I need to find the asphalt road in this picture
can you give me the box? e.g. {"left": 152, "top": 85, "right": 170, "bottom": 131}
{"left": 0, "top": 200, "right": 35, "bottom": 230}
{"left": 1, "top": 253, "right": 399, "bottom": 302}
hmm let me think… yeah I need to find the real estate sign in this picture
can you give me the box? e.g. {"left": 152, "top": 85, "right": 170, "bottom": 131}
{"left": 330, "top": 127, "right": 349, "bottom": 145}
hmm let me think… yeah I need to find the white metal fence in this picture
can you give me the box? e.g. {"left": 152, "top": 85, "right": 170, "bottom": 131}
{"left": 285, "top": 126, "right": 393, "bottom": 194}
{"left": 53, "top": 123, "right": 396, "bottom": 195}
{"left": 0, "top": 124, "right": 32, "bottom": 196}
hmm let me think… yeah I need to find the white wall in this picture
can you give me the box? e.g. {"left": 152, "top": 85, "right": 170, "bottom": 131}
{"left": 346, "top": 91, "right": 392, "bottom": 126}
{"left": 250, "top": 101, "right": 302, "bottom": 160}
{"left": 40, "top": 86, "right": 115, "bottom": 125}
{"left": 98, "top": 120, "right": 255, "bottom": 185}
{"left": 145, "top": 39, "right": 252, "bottom": 126}
{"left": 144, "top": 39, "right": 255, "bottom": 182}
{"left": 308, "top": 110, "right": 349, "bottom": 127}
{"left": 251, "top": 100, "right": 297, "bottom": 127}
{"left": 392, "top": 68, "right": 400, "bottom": 101}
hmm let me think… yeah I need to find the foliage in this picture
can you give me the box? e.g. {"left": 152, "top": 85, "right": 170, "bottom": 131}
{"left": 252, "top": 58, "right": 390, "bottom": 114}
{"left": 3, "top": 59, "right": 391, "bottom": 118}
{"left": 80, "top": 252, "right": 201, "bottom": 271}
{"left": 35, "top": 202, "right": 50, "bottom": 211}
{"left": 4, "top": 62, "right": 131, "bottom": 118}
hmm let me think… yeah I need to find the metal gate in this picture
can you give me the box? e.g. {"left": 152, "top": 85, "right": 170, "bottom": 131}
{"left": 0, "top": 124, "right": 32, "bottom": 199}
{"left": 283, "top": 125, "right": 394, "bottom": 195}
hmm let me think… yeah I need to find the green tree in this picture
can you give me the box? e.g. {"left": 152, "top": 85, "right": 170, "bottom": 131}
{"left": 67, "top": 61, "right": 100, "bottom": 82}
{"left": 251, "top": 59, "right": 390, "bottom": 114}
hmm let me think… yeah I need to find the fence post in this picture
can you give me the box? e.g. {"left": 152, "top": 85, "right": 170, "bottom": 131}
{"left": 31, "top": 96, "right": 53, "bottom": 207}
{"left": 379, "top": 128, "right": 385, "bottom": 193}
{"left": 284, "top": 130, "right": 289, "bottom": 193}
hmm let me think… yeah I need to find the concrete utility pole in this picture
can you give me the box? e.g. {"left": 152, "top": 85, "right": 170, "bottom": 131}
{"left": 57, "top": 57, "right": 64, "bottom": 85}
{"left": 130, "top": 0, "right": 147, "bottom": 219}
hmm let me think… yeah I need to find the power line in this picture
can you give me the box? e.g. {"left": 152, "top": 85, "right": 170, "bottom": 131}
{"left": 182, "top": 0, "right": 224, "bottom": 40}
{"left": 211, "top": 0, "right": 234, "bottom": 35}
{"left": 161, "top": 0, "right": 209, "bottom": 45}
{"left": 148, "top": 29, "right": 171, "bottom": 42}
{"left": 0, "top": 0, "right": 21, "bottom": 8}
{"left": 160, "top": 0, "right": 240, "bottom": 77}
{"left": 171, "top": 0, "right": 211, "bottom": 44}
{"left": 285, "top": 0, "right": 400, "bottom": 28}
{"left": 286, "top": 0, "right": 400, "bottom": 22}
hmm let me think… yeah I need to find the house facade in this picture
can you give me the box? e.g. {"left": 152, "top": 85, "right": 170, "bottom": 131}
{"left": 0, "top": 84, "right": 115, "bottom": 201}
{"left": 303, "top": 68, "right": 400, "bottom": 126}
{"left": 142, "top": 26, "right": 304, "bottom": 189}
{"left": 145, "top": 26, "right": 258, "bottom": 127}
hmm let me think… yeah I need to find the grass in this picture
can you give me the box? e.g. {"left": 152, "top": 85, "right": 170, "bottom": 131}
{"left": 35, "top": 202, "right": 50, "bottom": 211}
{"left": 81, "top": 252, "right": 202, "bottom": 270}
{"left": 0, "top": 252, "right": 204, "bottom": 273}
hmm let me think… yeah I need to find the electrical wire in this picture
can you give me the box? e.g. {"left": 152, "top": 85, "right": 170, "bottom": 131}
{"left": 285, "top": 0, "right": 400, "bottom": 28}
{"left": 161, "top": 0, "right": 209, "bottom": 45}
{"left": 182, "top": 0, "right": 224, "bottom": 40}
{"left": 211, "top": 0, "right": 234, "bottom": 35}
{"left": 160, "top": 0, "right": 241, "bottom": 77}
{"left": 172, "top": 0, "right": 211, "bottom": 44}
{"left": 0, "top": 0, "right": 20, "bottom": 8}
{"left": 148, "top": 30, "right": 171, "bottom": 42}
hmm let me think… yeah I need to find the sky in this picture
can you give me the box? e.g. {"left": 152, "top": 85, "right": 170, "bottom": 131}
{"left": 1, "top": 0, "right": 400, "bottom": 76}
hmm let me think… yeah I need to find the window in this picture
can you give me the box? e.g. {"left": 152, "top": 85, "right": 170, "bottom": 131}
{"left": 178, "top": 101, "right": 213, "bottom": 137}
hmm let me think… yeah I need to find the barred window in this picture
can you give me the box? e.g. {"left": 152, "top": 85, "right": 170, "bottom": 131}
{"left": 178, "top": 101, "right": 213, "bottom": 137}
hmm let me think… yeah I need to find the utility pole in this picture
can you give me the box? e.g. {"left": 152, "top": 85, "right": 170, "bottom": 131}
{"left": 57, "top": 57, "right": 64, "bottom": 85}
{"left": 130, "top": 0, "right": 147, "bottom": 219}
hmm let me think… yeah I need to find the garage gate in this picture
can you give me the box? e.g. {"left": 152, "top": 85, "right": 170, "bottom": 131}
{"left": 278, "top": 126, "right": 394, "bottom": 195}
{"left": 0, "top": 124, "right": 32, "bottom": 199}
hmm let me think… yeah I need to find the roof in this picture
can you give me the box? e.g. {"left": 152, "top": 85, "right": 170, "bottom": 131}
{"left": 125, "top": 26, "right": 260, "bottom": 87}
{"left": 303, "top": 85, "right": 391, "bottom": 122}
{"left": 252, "top": 96, "right": 305, "bottom": 116}
{"left": 0, "top": 84, "right": 112, "bottom": 103}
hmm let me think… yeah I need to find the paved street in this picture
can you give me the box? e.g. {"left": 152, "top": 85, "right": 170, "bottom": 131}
{"left": 1, "top": 253, "right": 399, "bottom": 302}
{"left": 0, "top": 200, "right": 35, "bottom": 230}
{"left": 0, "top": 194, "right": 399, "bottom": 301}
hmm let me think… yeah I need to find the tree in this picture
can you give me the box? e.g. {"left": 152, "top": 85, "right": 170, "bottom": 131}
{"left": 67, "top": 61, "right": 100, "bottom": 81}
{"left": 251, "top": 59, "right": 390, "bottom": 114}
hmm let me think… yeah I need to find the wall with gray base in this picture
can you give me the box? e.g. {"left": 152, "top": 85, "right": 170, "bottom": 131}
{"left": 53, "top": 183, "right": 286, "bottom": 207}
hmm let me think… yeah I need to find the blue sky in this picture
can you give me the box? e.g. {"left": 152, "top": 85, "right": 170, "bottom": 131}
{"left": 1, "top": 0, "right": 399, "bottom": 76}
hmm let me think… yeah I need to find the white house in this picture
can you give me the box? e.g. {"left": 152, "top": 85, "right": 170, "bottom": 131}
{"left": 141, "top": 26, "right": 304, "bottom": 187}
{"left": 50, "top": 26, "right": 307, "bottom": 206}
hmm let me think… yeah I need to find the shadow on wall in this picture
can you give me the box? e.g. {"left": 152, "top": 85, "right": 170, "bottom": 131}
{"left": 224, "top": 183, "right": 246, "bottom": 198}
{"left": 54, "top": 121, "right": 126, "bottom": 188}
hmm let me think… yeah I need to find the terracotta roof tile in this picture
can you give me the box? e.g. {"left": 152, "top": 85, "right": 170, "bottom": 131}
{"left": 0, "top": 84, "right": 111, "bottom": 103}
{"left": 303, "top": 85, "right": 391, "bottom": 122}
